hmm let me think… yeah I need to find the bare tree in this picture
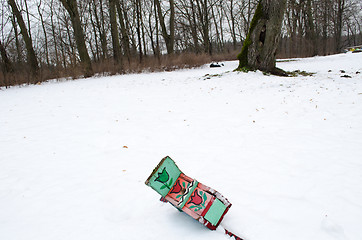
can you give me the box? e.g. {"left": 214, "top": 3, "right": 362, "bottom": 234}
{"left": 305, "top": 0, "right": 318, "bottom": 56}
{"left": 59, "top": 0, "right": 93, "bottom": 77}
{"left": 8, "top": 0, "right": 39, "bottom": 77}
{"left": 195, "top": 0, "right": 211, "bottom": 54}
{"left": 154, "top": 0, "right": 175, "bottom": 54}
{"left": 94, "top": 0, "right": 109, "bottom": 60}
{"left": 109, "top": 0, "right": 122, "bottom": 64}
{"left": 334, "top": 0, "right": 346, "bottom": 52}
{"left": 37, "top": 0, "right": 50, "bottom": 66}
{"left": 116, "top": 0, "right": 131, "bottom": 62}
{"left": 135, "top": 0, "right": 143, "bottom": 61}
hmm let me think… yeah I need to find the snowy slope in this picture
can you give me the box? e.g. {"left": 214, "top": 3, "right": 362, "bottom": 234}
{"left": 0, "top": 53, "right": 361, "bottom": 240}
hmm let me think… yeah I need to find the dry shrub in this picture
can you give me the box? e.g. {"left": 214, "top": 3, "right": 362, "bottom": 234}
{"left": 164, "top": 53, "right": 211, "bottom": 69}
{"left": 0, "top": 65, "right": 34, "bottom": 87}
{"left": 1, "top": 51, "right": 240, "bottom": 88}
{"left": 210, "top": 50, "right": 239, "bottom": 62}
{"left": 92, "top": 59, "right": 123, "bottom": 76}
{"left": 105, "top": 52, "right": 212, "bottom": 74}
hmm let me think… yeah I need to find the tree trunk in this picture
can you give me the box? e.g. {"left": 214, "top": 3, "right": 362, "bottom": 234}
{"left": 196, "top": 0, "right": 211, "bottom": 54}
{"left": 50, "top": 0, "right": 59, "bottom": 66}
{"left": 59, "top": 0, "right": 93, "bottom": 77}
{"left": 0, "top": 40, "right": 13, "bottom": 74}
{"left": 229, "top": 0, "right": 237, "bottom": 50}
{"left": 189, "top": 0, "right": 199, "bottom": 53}
{"left": 305, "top": 0, "right": 318, "bottom": 56}
{"left": 211, "top": 4, "right": 221, "bottom": 52}
{"left": 8, "top": 0, "right": 39, "bottom": 77}
{"left": 169, "top": 0, "right": 175, "bottom": 53}
{"left": 98, "top": 0, "right": 108, "bottom": 59}
{"left": 153, "top": 0, "right": 161, "bottom": 61}
{"left": 237, "top": 0, "right": 287, "bottom": 75}
{"left": 64, "top": 16, "right": 76, "bottom": 66}
{"left": 0, "top": 40, "right": 13, "bottom": 87}
{"left": 116, "top": 0, "right": 131, "bottom": 62}
{"left": 11, "top": 14, "right": 22, "bottom": 63}
{"left": 88, "top": 1, "right": 100, "bottom": 62}
{"left": 38, "top": 0, "right": 50, "bottom": 66}
{"left": 154, "top": 0, "right": 175, "bottom": 54}
{"left": 58, "top": 18, "right": 67, "bottom": 69}
{"left": 335, "top": 0, "right": 345, "bottom": 53}
{"left": 109, "top": 0, "right": 122, "bottom": 64}
{"left": 322, "top": 0, "right": 328, "bottom": 55}
{"left": 135, "top": 0, "right": 143, "bottom": 62}
{"left": 140, "top": 6, "right": 147, "bottom": 57}
{"left": 24, "top": 0, "right": 32, "bottom": 41}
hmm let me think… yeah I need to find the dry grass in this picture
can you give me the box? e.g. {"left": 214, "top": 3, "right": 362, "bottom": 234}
{"left": 1, "top": 51, "right": 238, "bottom": 88}
{"left": 210, "top": 49, "right": 239, "bottom": 62}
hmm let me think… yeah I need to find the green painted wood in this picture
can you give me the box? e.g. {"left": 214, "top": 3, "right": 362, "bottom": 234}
{"left": 204, "top": 199, "right": 227, "bottom": 226}
{"left": 146, "top": 156, "right": 182, "bottom": 197}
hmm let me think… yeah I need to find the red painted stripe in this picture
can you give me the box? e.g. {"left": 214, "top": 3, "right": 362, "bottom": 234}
{"left": 206, "top": 222, "right": 217, "bottom": 230}
{"left": 201, "top": 197, "right": 215, "bottom": 217}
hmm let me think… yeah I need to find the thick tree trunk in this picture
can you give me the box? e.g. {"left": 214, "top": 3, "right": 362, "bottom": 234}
{"left": 59, "top": 0, "right": 93, "bottom": 77}
{"left": 8, "top": 0, "right": 39, "bottom": 77}
{"left": 237, "top": 0, "right": 287, "bottom": 75}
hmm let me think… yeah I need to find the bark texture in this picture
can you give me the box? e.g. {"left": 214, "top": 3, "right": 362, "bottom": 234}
{"left": 237, "top": 0, "right": 287, "bottom": 75}
{"left": 8, "top": 0, "right": 39, "bottom": 76}
{"left": 59, "top": 0, "right": 93, "bottom": 77}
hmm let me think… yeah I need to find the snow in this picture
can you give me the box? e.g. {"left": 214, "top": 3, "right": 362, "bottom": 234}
{"left": 1, "top": 53, "right": 361, "bottom": 240}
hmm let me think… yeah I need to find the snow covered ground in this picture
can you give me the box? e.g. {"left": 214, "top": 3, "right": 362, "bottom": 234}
{"left": 1, "top": 53, "right": 361, "bottom": 240}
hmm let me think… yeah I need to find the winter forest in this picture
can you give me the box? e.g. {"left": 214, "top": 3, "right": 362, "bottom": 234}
{"left": 0, "top": 0, "right": 361, "bottom": 86}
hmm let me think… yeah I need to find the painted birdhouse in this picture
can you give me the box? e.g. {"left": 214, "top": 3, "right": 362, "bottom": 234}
{"left": 145, "top": 156, "right": 231, "bottom": 230}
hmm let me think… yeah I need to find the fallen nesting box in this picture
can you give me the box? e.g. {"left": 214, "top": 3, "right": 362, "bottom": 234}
{"left": 145, "top": 156, "right": 231, "bottom": 230}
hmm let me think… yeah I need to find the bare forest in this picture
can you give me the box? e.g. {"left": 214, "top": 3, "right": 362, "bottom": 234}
{"left": 0, "top": 0, "right": 361, "bottom": 87}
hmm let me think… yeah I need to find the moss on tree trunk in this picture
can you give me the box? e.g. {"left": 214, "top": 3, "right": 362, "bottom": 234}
{"left": 236, "top": 0, "right": 287, "bottom": 76}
